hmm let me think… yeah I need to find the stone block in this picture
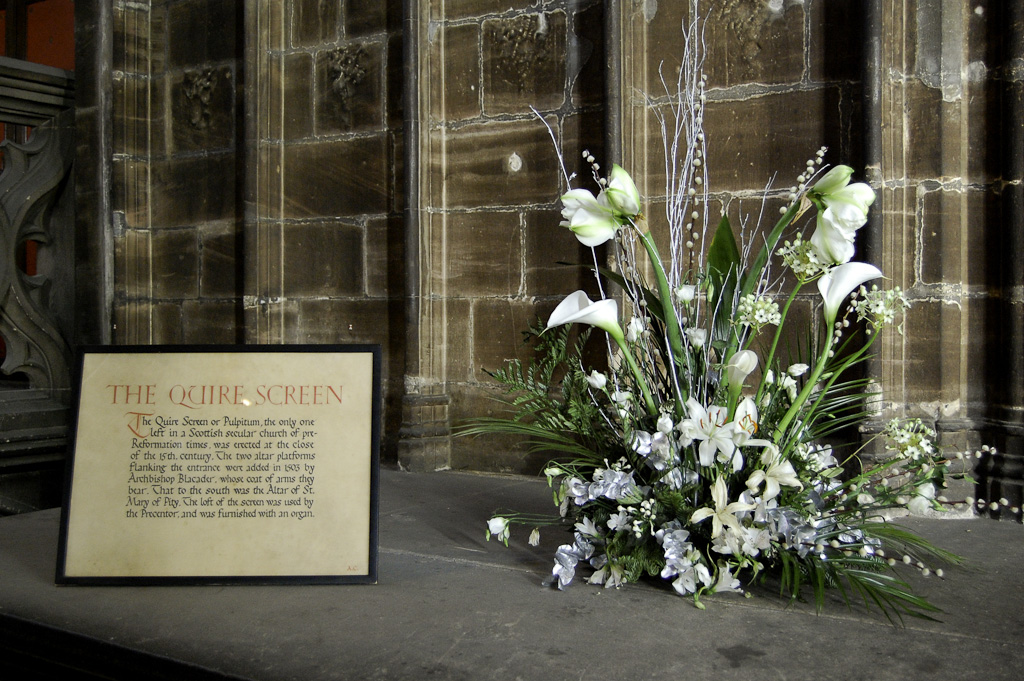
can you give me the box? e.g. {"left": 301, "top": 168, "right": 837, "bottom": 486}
{"left": 345, "top": 0, "right": 387, "bottom": 37}
{"left": 386, "top": 32, "right": 404, "bottom": 128}
{"left": 524, "top": 208, "right": 589, "bottom": 297}
{"left": 903, "top": 79, "right": 961, "bottom": 181}
{"left": 448, "top": 383, "right": 542, "bottom": 475}
{"left": 436, "top": 0, "right": 536, "bottom": 21}
{"left": 151, "top": 228, "right": 199, "bottom": 300}
{"left": 168, "top": 0, "right": 239, "bottom": 69}
{"left": 282, "top": 52, "right": 315, "bottom": 140}
{"left": 445, "top": 298, "right": 472, "bottom": 383}
{"left": 808, "top": 0, "right": 863, "bottom": 83}
{"left": 699, "top": 88, "right": 844, "bottom": 193}
{"left": 182, "top": 300, "right": 242, "bottom": 344}
{"left": 919, "top": 188, "right": 964, "bottom": 286}
{"left": 315, "top": 41, "right": 385, "bottom": 133}
{"left": 433, "top": 211, "right": 522, "bottom": 297}
{"left": 199, "top": 223, "right": 242, "bottom": 299}
{"left": 277, "top": 222, "right": 364, "bottom": 297}
{"left": 483, "top": 11, "right": 566, "bottom": 115}
{"left": 292, "top": 298, "right": 397, "bottom": 346}
{"left": 113, "top": 1, "right": 165, "bottom": 74}
{"left": 170, "top": 66, "right": 236, "bottom": 154}
{"left": 470, "top": 298, "right": 541, "bottom": 383}
{"left": 291, "top": 0, "right": 339, "bottom": 47}
{"left": 113, "top": 75, "right": 165, "bottom": 157}
{"left": 903, "top": 300, "right": 963, "bottom": 406}
{"left": 364, "top": 215, "right": 403, "bottom": 298}
{"left": 441, "top": 23, "right": 481, "bottom": 122}
{"left": 151, "top": 153, "right": 238, "bottom": 227}
{"left": 388, "top": 130, "right": 405, "bottom": 215}
{"left": 281, "top": 135, "right": 389, "bottom": 218}
{"left": 436, "top": 119, "right": 560, "bottom": 209}
{"left": 559, "top": 112, "right": 606, "bottom": 184}
{"left": 702, "top": 0, "right": 805, "bottom": 87}
{"left": 568, "top": 1, "right": 604, "bottom": 109}
{"left": 151, "top": 302, "right": 186, "bottom": 344}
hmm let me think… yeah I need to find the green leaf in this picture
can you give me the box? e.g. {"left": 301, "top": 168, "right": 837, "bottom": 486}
{"left": 707, "top": 216, "right": 741, "bottom": 301}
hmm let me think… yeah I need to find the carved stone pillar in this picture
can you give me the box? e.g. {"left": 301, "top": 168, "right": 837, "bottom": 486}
{"left": 397, "top": 0, "right": 451, "bottom": 471}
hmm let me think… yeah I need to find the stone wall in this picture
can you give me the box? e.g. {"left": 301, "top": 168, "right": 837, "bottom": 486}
{"left": 112, "top": 0, "right": 244, "bottom": 344}
{"left": 88, "top": 0, "right": 1022, "bottom": 509}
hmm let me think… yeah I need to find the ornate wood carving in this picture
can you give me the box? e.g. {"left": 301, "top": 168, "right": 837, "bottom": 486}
{"left": 0, "top": 107, "right": 74, "bottom": 400}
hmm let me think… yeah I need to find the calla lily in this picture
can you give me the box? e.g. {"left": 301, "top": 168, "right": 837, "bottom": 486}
{"left": 604, "top": 164, "right": 641, "bottom": 217}
{"left": 548, "top": 291, "right": 657, "bottom": 415}
{"left": 546, "top": 290, "right": 623, "bottom": 339}
{"left": 560, "top": 188, "right": 619, "bottom": 247}
{"left": 725, "top": 350, "right": 758, "bottom": 391}
{"left": 817, "top": 262, "right": 883, "bottom": 324}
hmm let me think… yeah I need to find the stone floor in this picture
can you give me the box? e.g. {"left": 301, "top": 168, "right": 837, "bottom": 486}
{"left": 1, "top": 467, "right": 1022, "bottom": 680}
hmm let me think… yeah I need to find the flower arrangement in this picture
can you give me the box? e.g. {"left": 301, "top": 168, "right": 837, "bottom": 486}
{"left": 463, "top": 3, "right": 985, "bottom": 623}
{"left": 460, "top": 1, "right": 987, "bottom": 626}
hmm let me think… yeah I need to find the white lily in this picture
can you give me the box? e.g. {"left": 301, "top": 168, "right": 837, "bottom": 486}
{"left": 560, "top": 188, "right": 620, "bottom": 247}
{"left": 682, "top": 397, "right": 737, "bottom": 467}
{"left": 546, "top": 290, "right": 624, "bottom": 339}
{"left": 604, "top": 164, "right": 641, "bottom": 217}
{"left": 732, "top": 398, "right": 772, "bottom": 448}
{"left": 817, "top": 262, "right": 883, "bottom": 324}
{"left": 690, "top": 476, "right": 756, "bottom": 538}
{"left": 745, "top": 446, "right": 803, "bottom": 501}
{"left": 585, "top": 370, "right": 607, "bottom": 390}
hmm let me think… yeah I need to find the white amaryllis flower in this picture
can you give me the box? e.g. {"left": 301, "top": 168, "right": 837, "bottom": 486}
{"left": 682, "top": 397, "right": 736, "bottom": 467}
{"left": 674, "top": 284, "right": 696, "bottom": 304}
{"left": 690, "top": 476, "right": 756, "bottom": 538}
{"left": 560, "top": 188, "right": 620, "bottom": 247}
{"left": 725, "top": 350, "right": 758, "bottom": 391}
{"left": 746, "top": 446, "right": 803, "bottom": 501}
{"left": 604, "top": 164, "right": 641, "bottom": 217}
{"left": 546, "top": 290, "right": 624, "bottom": 339}
{"left": 809, "top": 165, "right": 876, "bottom": 264}
{"left": 586, "top": 370, "right": 607, "bottom": 390}
{"left": 684, "top": 327, "right": 707, "bottom": 348}
{"left": 486, "top": 516, "right": 510, "bottom": 545}
{"left": 908, "top": 482, "right": 937, "bottom": 515}
{"left": 626, "top": 316, "right": 646, "bottom": 342}
{"left": 817, "top": 262, "right": 883, "bottom": 324}
{"left": 787, "top": 363, "right": 809, "bottom": 377}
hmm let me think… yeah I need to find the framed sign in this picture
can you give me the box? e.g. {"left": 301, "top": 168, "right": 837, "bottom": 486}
{"left": 56, "top": 345, "right": 380, "bottom": 585}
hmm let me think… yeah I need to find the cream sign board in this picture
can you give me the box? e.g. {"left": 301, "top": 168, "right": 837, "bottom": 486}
{"left": 57, "top": 346, "right": 380, "bottom": 585}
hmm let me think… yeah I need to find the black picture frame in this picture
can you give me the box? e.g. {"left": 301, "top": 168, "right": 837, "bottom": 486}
{"left": 56, "top": 345, "right": 380, "bottom": 586}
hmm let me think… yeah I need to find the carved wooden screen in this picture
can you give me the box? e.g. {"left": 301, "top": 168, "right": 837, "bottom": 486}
{"left": 0, "top": 55, "right": 75, "bottom": 514}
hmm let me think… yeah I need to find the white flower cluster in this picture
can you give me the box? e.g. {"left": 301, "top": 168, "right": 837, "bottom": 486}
{"left": 776, "top": 232, "right": 827, "bottom": 280}
{"left": 850, "top": 284, "right": 909, "bottom": 333}
{"left": 737, "top": 293, "right": 781, "bottom": 329}
{"left": 883, "top": 418, "right": 936, "bottom": 461}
